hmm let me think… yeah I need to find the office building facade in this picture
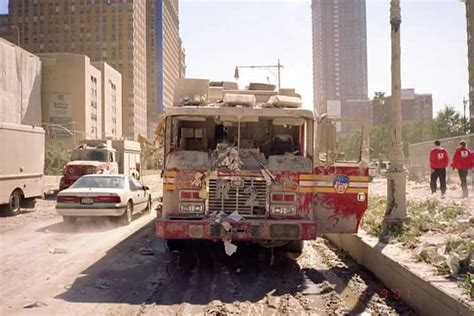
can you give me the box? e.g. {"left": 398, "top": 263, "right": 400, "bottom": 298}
{"left": 1, "top": 0, "right": 146, "bottom": 140}
{"left": 40, "top": 53, "right": 102, "bottom": 148}
{"left": 92, "top": 61, "right": 122, "bottom": 139}
{"left": 311, "top": 0, "right": 368, "bottom": 113}
{"left": 147, "top": 0, "right": 183, "bottom": 139}
{"left": 372, "top": 89, "right": 433, "bottom": 127}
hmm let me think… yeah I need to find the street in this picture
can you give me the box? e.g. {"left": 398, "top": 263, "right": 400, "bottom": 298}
{"left": 0, "top": 199, "right": 413, "bottom": 315}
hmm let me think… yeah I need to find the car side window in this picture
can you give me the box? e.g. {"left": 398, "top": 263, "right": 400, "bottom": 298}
{"left": 131, "top": 177, "right": 143, "bottom": 190}
{"left": 128, "top": 178, "right": 138, "bottom": 191}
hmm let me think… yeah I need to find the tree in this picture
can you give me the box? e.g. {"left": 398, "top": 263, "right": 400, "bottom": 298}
{"left": 45, "top": 140, "right": 70, "bottom": 175}
{"left": 433, "top": 106, "right": 469, "bottom": 139}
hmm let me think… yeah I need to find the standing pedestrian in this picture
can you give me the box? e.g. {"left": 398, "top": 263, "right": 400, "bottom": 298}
{"left": 429, "top": 140, "right": 449, "bottom": 196}
{"left": 451, "top": 141, "right": 472, "bottom": 198}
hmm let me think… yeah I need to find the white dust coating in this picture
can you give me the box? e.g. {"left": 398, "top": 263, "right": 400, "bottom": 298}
{"left": 166, "top": 151, "right": 211, "bottom": 169}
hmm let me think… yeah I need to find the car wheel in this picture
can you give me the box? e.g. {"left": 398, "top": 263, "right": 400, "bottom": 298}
{"left": 120, "top": 201, "right": 133, "bottom": 225}
{"left": 63, "top": 216, "right": 76, "bottom": 225}
{"left": 5, "top": 190, "right": 22, "bottom": 216}
{"left": 146, "top": 198, "right": 152, "bottom": 214}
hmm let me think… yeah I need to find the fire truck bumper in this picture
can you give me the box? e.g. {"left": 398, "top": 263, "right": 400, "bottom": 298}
{"left": 155, "top": 219, "right": 317, "bottom": 241}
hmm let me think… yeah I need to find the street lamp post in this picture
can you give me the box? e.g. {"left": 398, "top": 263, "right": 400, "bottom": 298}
{"left": 463, "top": 97, "right": 468, "bottom": 134}
{"left": 234, "top": 59, "right": 284, "bottom": 90}
{"left": 383, "top": 0, "right": 408, "bottom": 233}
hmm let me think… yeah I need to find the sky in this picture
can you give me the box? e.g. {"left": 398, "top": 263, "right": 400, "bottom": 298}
{"left": 0, "top": 0, "right": 468, "bottom": 115}
{"left": 179, "top": 0, "right": 468, "bottom": 115}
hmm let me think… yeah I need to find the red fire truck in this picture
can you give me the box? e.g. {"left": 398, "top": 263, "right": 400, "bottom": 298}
{"left": 156, "top": 79, "right": 369, "bottom": 253}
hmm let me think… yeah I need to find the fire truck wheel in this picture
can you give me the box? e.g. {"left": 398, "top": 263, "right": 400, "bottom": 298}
{"left": 63, "top": 216, "right": 77, "bottom": 225}
{"left": 5, "top": 190, "right": 22, "bottom": 216}
{"left": 120, "top": 201, "right": 133, "bottom": 225}
{"left": 284, "top": 240, "right": 304, "bottom": 254}
{"left": 166, "top": 239, "right": 186, "bottom": 252}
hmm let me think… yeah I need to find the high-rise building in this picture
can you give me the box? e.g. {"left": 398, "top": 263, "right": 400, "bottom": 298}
{"left": 147, "top": 0, "right": 183, "bottom": 139}
{"left": 1, "top": 0, "right": 147, "bottom": 140}
{"left": 180, "top": 43, "right": 186, "bottom": 79}
{"left": 311, "top": 0, "right": 368, "bottom": 113}
{"left": 463, "top": 0, "right": 474, "bottom": 127}
{"left": 92, "top": 61, "right": 122, "bottom": 140}
{"left": 40, "top": 53, "right": 102, "bottom": 148}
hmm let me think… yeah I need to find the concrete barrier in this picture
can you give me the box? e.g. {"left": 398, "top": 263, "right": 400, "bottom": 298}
{"left": 325, "top": 232, "right": 473, "bottom": 316}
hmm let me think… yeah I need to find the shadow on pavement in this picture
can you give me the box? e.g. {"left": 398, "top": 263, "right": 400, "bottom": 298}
{"left": 56, "top": 228, "right": 413, "bottom": 314}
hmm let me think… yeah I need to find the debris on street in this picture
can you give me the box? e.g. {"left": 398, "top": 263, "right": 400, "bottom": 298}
{"left": 49, "top": 248, "right": 68, "bottom": 254}
{"left": 223, "top": 239, "right": 237, "bottom": 256}
{"left": 23, "top": 301, "right": 47, "bottom": 309}
{"left": 139, "top": 247, "right": 155, "bottom": 256}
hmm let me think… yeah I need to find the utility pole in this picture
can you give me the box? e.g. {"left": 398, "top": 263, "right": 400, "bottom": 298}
{"left": 383, "top": 0, "right": 408, "bottom": 233}
{"left": 463, "top": 97, "right": 468, "bottom": 134}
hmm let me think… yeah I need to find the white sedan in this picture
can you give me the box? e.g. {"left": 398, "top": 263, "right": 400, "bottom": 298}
{"left": 56, "top": 174, "right": 152, "bottom": 225}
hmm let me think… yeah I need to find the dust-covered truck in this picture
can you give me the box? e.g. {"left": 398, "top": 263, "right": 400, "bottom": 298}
{"left": 156, "top": 79, "right": 369, "bottom": 253}
{"left": 0, "top": 123, "right": 45, "bottom": 215}
{"left": 59, "top": 139, "right": 141, "bottom": 191}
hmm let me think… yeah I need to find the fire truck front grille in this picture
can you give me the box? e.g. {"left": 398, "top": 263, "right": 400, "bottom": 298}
{"left": 208, "top": 179, "right": 267, "bottom": 215}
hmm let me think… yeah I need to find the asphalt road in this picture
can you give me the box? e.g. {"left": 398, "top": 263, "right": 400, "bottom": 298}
{"left": 0, "top": 201, "right": 414, "bottom": 315}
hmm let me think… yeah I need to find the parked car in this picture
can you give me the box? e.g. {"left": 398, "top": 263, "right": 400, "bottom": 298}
{"left": 56, "top": 174, "right": 151, "bottom": 225}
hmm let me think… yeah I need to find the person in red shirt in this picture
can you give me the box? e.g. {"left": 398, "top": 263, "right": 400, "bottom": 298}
{"left": 429, "top": 140, "right": 449, "bottom": 196}
{"left": 451, "top": 140, "right": 472, "bottom": 198}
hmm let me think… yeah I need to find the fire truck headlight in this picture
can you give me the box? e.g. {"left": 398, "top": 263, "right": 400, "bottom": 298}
{"left": 180, "top": 203, "right": 204, "bottom": 213}
{"left": 271, "top": 205, "right": 296, "bottom": 216}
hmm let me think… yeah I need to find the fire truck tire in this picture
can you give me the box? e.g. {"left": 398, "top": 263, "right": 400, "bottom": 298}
{"left": 63, "top": 216, "right": 77, "bottom": 225}
{"left": 120, "top": 201, "right": 133, "bottom": 225}
{"left": 284, "top": 240, "right": 304, "bottom": 254}
{"left": 166, "top": 239, "right": 186, "bottom": 252}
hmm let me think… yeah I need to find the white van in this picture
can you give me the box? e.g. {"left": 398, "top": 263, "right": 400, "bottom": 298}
{"left": 0, "top": 123, "right": 45, "bottom": 215}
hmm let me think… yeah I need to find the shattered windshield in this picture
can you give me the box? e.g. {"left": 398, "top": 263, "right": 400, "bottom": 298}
{"left": 167, "top": 115, "right": 312, "bottom": 172}
{"left": 71, "top": 149, "right": 108, "bottom": 162}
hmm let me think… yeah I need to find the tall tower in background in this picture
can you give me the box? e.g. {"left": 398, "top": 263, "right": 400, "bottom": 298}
{"left": 463, "top": 0, "right": 474, "bottom": 127}
{"left": 312, "top": 0, "right": 368, "bottom": 114}
{"left": 0, "top": 0, "right": 147, "bottom": 140}
{"left": 147, "top": 0, "right": 184, "bottom": 139}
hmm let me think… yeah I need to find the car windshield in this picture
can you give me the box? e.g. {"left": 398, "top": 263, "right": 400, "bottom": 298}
{"left": 71, "top": 176, "right": 124, "bottom": 189}
{"left": 71, "top": 149, "right": 108, "bottom": 162}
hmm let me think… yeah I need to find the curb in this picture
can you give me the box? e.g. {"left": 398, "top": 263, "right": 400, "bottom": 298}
{"left": 324, "top": 232, "right": 473, "bottom": 316}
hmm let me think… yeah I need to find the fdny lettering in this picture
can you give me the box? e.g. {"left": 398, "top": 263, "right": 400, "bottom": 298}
{"left": 333, "top": 175, "right": 350, "bottom": 194}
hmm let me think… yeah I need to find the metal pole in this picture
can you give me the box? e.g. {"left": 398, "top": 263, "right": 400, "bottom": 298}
{"left": 277, "top": 59, "right": 281, "bottom": 91}
{"left": 383, "top": 0, "right": 407, "bottom": 230}
{"left": 463, "top": 97, "right": 468, "bottom": 134}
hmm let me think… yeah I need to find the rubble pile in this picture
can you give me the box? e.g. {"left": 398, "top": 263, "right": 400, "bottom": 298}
{"left": 365, "top": 180, "right": 474, "bottom": 298}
